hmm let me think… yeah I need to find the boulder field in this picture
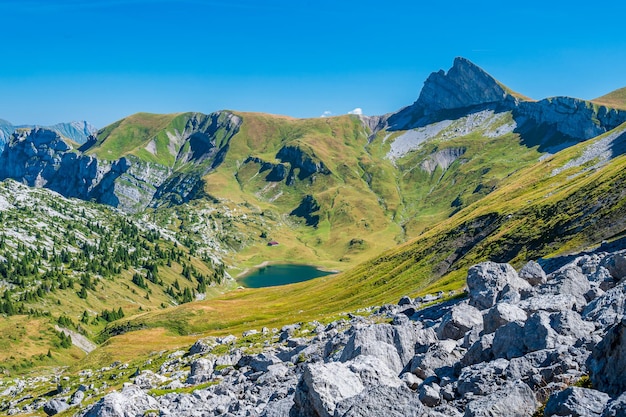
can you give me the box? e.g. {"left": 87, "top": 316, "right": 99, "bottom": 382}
{"left": 43, "top": 249, "right": 626, "bottom": 416}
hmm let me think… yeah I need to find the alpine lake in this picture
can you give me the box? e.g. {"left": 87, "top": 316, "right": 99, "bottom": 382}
{"left": 238, "top": 264, "right": 336, "bottom": 288}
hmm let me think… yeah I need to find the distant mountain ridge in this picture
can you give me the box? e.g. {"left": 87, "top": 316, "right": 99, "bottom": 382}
{"left": 387, "top": 57, "right": 626, "bottom": 152}
{"left": 0, "top": 119, "right": 96, "bottom": 149}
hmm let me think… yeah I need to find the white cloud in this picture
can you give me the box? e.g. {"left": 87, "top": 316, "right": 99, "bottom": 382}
{"left": 347, "top": 108, "right": 363, "bottom": 115}
{"left": 320, "top": 110, "right": 333, "bottom": 118}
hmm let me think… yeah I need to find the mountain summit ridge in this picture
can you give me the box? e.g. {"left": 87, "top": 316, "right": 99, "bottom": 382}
{"left": 415, "top": 57, "right": 511, "bottom": 113}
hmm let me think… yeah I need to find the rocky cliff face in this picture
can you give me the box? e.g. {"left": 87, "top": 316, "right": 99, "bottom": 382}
{"left": 0, "top": 111, "right": 241, "bottom": 213}
{"left": 416, "top": 57, "right": 509, "bottom": 114}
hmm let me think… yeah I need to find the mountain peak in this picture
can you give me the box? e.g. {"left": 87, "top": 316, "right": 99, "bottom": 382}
{"left": 415, "top": 57, "right": 509, "bottom": 113}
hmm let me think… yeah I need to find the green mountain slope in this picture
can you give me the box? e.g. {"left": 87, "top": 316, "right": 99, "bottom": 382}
{"left": 83, "top": 122, "right": 626, "bottom": 365}
{"left": 593, "top": 86, "right": 626, "bottom": 110}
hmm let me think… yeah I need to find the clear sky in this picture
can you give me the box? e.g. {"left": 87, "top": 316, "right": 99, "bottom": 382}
{"left": 1, "top": 0, "right": 625, "bottom": 128}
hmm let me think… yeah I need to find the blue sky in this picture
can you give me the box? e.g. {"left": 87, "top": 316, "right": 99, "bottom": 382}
{"left": 1, "top": 0, "right": 625, "bottom": 127}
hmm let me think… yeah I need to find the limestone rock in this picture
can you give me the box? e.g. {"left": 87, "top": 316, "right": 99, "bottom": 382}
{"left": 347, "top": 355, "right": 402, "bottom": 388}
{"left": 294, "top": 362, "right": 364, "bottom": 417}
{"left": 186, "top": 358, "right": 214, "bottom": 385}
{"left": 43, "top": 398, "right": 70, "bottom": 416}
{"left": 82, "top": 385, "right": 159, "bottom": 417}
{"left": 463, "top": 380, "right": 538, "bottom": 417}
{"left": 419, "top": 382, "right": 441, "bottom": 407}
{"left": 603, "top": 392, "right": 626, "bottom": 417}
{"left": 437, "top": 302, "right": 483, "bottom": 340}
{"left": 544, "top": 387, "right": 610, "bottom": 417}
{"left": 519, "top": 261, "right": 547, "bottom": 286}
{"left": 333, "top": 384, "right": 424, "bottom": 417}
{"left": 540, "top": 266, "right": 591, "bottom": 311}
{"left": 583, "top": 282, "right": 626, "bottom": 327}
{"left": 483, "top": 303, "right": 527, "bottom": 334}
{"left": 134, "top": 370, "right": 169, "bottom": 389}
{"left": 588, "top": 319, "right": 626, "bottom": 397}
{"left": 491, "top": 320, "right": 525, "bottom": 359}
{"left": 339, "top": 322, "right": 424, "bottom": 373}
{"left": 467, "top": 262, "right": 530, "bottom": 310}
{"left": 457, "top": 358, "right": 509, "bottom": 397}
{"left": 601, "top": 252, "right": 626, "bottom": 281}
{"left": 400, "top": 372, "right": 423, "bottom": 390}
{"left": 410, "top": 340, "right": 462, "bottom": 379}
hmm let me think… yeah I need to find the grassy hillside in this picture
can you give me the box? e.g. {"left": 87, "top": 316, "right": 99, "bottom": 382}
{"left": 593, "top": 87, "right": 626, "bottom": 110}
{"left": 87, "top": 112, "right": 182, "bottom": 163}
{"left": 81, "top": 123, "right": 626, "bottom": 365}
{"left": 195, "top": 110, "right": 547, "bottom": 268}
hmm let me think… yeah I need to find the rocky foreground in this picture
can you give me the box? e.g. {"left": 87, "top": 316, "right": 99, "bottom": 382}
{"left": 14, "top": 248, "right": 626, "bottom": 416}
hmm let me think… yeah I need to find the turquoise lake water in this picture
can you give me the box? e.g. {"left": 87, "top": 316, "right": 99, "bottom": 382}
{"left": 239, "top": 264, "right": 336, "bottom": 288}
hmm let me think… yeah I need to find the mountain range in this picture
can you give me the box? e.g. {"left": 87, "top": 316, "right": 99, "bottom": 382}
{"left": 2, "top": 57, "right": 626, "bottom": 416}
{"left": 0, "top": 119, "right": 96, "bottom": 149}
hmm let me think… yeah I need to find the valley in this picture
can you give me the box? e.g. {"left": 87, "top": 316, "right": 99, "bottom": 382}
{"left": 1, "top": 57, "right": 626, "bottom": 416}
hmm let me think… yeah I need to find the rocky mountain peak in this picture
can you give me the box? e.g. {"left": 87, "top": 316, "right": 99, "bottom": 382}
{"left": 415, "top": 57, "right": 509, "bottom": 113}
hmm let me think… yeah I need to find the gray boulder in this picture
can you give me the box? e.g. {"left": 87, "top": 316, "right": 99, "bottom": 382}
{"left": 491, "top": 320, "right": 525, "bottom": 359}
{"left": 410, "top": 340, "right": 463, "bottom": 379}
{"left": 544, "top": 387, "right": 610, "bottom": 417}
{"left": 70, "top": 389, "right": 86, "bottom": 406}
{"left": 294, "top": 362, "right": 364, "bottom": 417}
{"left": 400, "top": 372, "right": 423, "bottom": 390}
{"left": 437, "top": 302, "right": 483, "bottom": 340}
{"left": 589, "top": 266, "right": 616, "bottom": 291}
{"left": 457, "top": 358, "right": 509, "bottom": 397}
{"left": 467, "top": 262, "right": 530, "bottom": 310}
{"left": 463, "top": 380, "right": 538, "bottom": 417}
{"left": 186, "top": 357, "right": 214, "bottom": 384}
{"left": 523, "top": 310, "right": 594, "bottom": 353}
{"left": 462, "top": 333, "right": 495, "bottom": 366}
{"left": 483, "top": 303, "right": 527, "bottom": 334}
{"left": 188, "top": 337, "right": 217, "bottom": 355}
{"left": 583, "top": 282, "right": 626, "bottom": 327}
{"left": 237, "top": 352, "right": 281, "bottom": 373}
{"left": 523, "top": 312, "right": 559, "bottom": 352}
{"left": 43, "top": 398, "right": 70, "bottom": 416}
{"left": 398, "top": 295, "right": 413, "bottom": 306}
{"left": 506, "top": 348, "right": 586, "bottom": 391}
{"left": 519, "top": 260, "right": 547, "bottom": 286}
{"left": 340, "top": 322, "right": 427, "bottom": 373}
{"left": 333, "top": 384, "right": 424, "bottom": 417}
{"left": 517, "top": 293, "right": 581, "bottom": 313}
{"left": 540, "top": 266, "right": 591, "bottom": 311}
{"left": 82, "top": 385, "right": 159, "bottom": 417}
{"left": 262, "top": 396, "right": 296, "bottom": 417}
{"left": 347, "top": 355, "right": 402, "bottom": 388}
{"left": 588, "top": 319, "right": 626, "bottom": 397}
